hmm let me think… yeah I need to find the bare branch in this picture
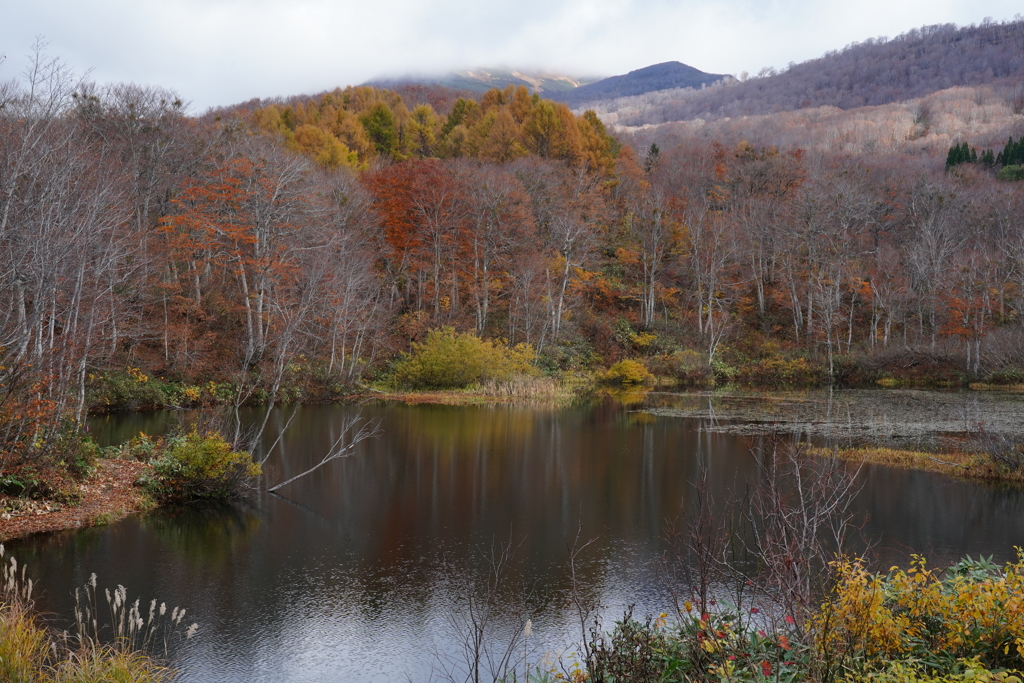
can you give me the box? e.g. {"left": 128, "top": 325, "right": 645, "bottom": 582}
{"left": 267, "top": 415, "right": 380, "bottom": 493}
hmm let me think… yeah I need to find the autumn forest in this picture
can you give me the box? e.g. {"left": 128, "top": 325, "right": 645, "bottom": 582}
{"left": 3, "top": 26, "right": 1024, "bottom": 466}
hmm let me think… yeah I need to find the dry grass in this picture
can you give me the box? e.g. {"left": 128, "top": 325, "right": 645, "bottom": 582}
{"left": 476, "top": 376, "right": 576, "bottom": 401}
{"left": 0, "top": 546, "right": 187, "bottom": 683}
{"left": 0, "top": 602, "right": 48, "bottom": 683}
{"left": 809, "top": 446, "right": 1024, "bottom": 484}
{"left": 969, "top": 383, "right": 1024, "bottom": 392}
{"left": 368, "top": 375, "right": 580, "bottom": 405}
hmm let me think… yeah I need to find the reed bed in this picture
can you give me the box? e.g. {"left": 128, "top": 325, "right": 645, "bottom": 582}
{"left": 476, "top": 376, "right": 578, "bottom": 402}
{"left": 0, "top": 544, "right": 193, "bottom": 682}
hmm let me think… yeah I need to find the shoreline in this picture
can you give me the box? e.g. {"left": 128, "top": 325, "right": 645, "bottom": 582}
{"left": 0, "top": 459, "right": 152, "bottom": 542}
{"left": 813, "top": 445, "right": 1024, "bottom": 485}
{"left": 7, "top": 385, "right": 1023, "bottom": 541}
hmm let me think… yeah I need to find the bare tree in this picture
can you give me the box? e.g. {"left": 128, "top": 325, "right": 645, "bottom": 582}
{"left": 435, "top": 536, "right": 533, "bottom": 683}
{"left": 741, "top": 438, "right": 863, "bottom": 636}
{"left": 626, "top": 186, "right": 678, "bottom": 330}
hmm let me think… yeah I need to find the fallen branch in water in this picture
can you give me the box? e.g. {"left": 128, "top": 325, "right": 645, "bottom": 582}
{"left": 267, "top": 414, "right": 381, "bottom": 493}
{"left": 259, "top": 405, "right": 300, "bottom": 466}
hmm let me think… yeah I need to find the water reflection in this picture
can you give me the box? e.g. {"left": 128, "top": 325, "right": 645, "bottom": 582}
{"left": 10, "top": 396, "right": 1024, "bottom": 682}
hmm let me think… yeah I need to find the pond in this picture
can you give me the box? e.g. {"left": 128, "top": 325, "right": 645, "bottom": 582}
{"left": 10, "top": 390, "right": 1024, "bottom": 682}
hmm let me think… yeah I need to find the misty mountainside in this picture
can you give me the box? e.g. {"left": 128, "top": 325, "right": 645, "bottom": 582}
{"left": 551, "top": 61, "right": 728, "bottom": 107}
{"left": 364, "top": 67, "right": 600, "bottom": 96}
{"left": 586, "top": 19, "right": 1024, "bottom": 128}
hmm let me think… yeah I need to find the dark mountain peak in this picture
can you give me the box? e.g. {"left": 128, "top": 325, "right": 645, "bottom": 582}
{"left": 555, "top": 61, "right": 727, "bottom": 107}
{"left": 626, "top": 61, "right": 710, "bottom": 78}
{"left": 589, "top": 18, "right": 1024, "bottom": 127}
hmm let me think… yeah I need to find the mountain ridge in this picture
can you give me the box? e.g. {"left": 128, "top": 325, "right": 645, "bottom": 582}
{"left": 364, "top": 67, "right": 601, "bottom": 95}
{"left": 551, "top": 61, "right": 728, "bottom": 107}
{"left": 581, "top": 19, "right": 1024, "bottom": 127}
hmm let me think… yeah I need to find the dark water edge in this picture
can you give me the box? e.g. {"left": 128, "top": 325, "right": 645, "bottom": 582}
{"left": 10, "top": 392, "right": 1024, "bottom": 682}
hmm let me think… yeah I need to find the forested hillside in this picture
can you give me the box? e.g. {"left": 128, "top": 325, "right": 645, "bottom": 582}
{"left": 619, "top": 81, "right": 1024, "bottom": 168}
{"left": 246, "top": 83, "right": 619, "bottom": 169}
{"left": 3, "top": 38, "right": 1024, "bottom": 477}
{"left": 586, "top": 19, "right": 1024, "bottom": 126}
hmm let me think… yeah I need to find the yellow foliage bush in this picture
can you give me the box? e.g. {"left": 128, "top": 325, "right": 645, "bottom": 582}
{"left": 817, "top": 553, "right": 1024, "bottom": 675}
{"left": 599, "top": 359, "right": 654, "bottom": 386}
{"left": 844, "top": 658, "right": 1023, "bottom": 683}
{"left": 391, "top": 327, "right": 538, "bottom": 390}
{"left": 649, "top": 349, "right": 711, "bottom": 385}
{"left": 142, "top": 431, "right": 261, "bottom": 503}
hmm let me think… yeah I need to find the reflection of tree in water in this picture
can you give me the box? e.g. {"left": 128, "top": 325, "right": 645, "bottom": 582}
{"left": 140, "top": 503, "right": 261, "bottom": 568}
{"left": 87, "top": 411, "right": 178, "bottom": 447}
{"left": 589, "top": 386, "right": 652, "bottom": 406}
{"left": 20, "top": 400, "right": 1024, "bottom": 682}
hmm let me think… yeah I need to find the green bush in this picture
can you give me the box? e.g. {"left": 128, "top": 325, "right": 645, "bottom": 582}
{"left": 85, "top": 369, "right": 171, "bottom": 413}
{"left": 142, "top": 431, "right": 261, "bottom": 503}
{"left": 599, "top": 359, "right": 654, "bottom": 386}
{"left": 537, "top": 337, "right": 600, "bottom": 373}
{"left": 106, "top": 433, "right": 162, "bottom": 462}
{"left": 997, "top": 165, "right": 1024, "bottom": 181}
{"left": 588, "top": 607, "right": 800, "bottom": 683}
{"left": 391, "top": 327, "right": 538, "bottom": 389}
{"left": 982, "top": 368, "right": 1024, "bottom": 385}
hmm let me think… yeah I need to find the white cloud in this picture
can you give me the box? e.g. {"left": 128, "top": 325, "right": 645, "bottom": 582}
{"left": 1, "top": 0, "right": 1020, "bottom": 111}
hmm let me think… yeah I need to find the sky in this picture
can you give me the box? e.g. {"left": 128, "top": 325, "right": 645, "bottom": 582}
{"left": 1, "top": 0, "right": 1022, "bottom": 113}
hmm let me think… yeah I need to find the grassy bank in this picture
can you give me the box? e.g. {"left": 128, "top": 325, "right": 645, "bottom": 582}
{"left": 813, "top": 445, "right": 1024, "bottom": 485}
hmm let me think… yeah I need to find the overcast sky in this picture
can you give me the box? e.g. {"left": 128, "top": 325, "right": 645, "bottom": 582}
{"left": 2, "top": 0, "right": 1021, "bottom": 112}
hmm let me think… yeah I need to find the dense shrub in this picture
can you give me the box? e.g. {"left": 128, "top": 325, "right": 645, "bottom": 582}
{"left": 537, "top": 337, "right": 601, "bottom": 373}
{"left": 982, "top": 367, "right": 1024, "bottom": 386}
{"left": 997, "top": 165, "right": 1024, "bottom": 181}
{"left": 649, "top": 350, "right": 712, "bottom": 385}
{"left": 850, "top": 348, "right": 967, "bottom": 386}
{"left": 736, "top": 356, "right": 825, "bottom": 387}
{"left": 85, "top": 369, "right": 213, "bottom": 413}
{"left": 85, "top": 368, "right": 171, "bottom": 412}
{"left": 391, "top": 327, "right": 538, "bottom": 389}
{"left": 599, "top": 359, "right": 654, "bottom": 385}
{"left": 0, "top": 421, "right": 96, "bottom": 502}
{"left": 817, "top": 554, "right": 1024, "bottom": 675}
{"left": 589, "top": 608, "right": 671, "bottom": 682}
{"left": 106, "top": 433, "right": 163, "bottom": 462}
{"left": 581, "top": 553, "right": 1024, "bottom": 683}
{"left": 588, "top": 606, "right": 802, "bottom": 683}
{"left": 142, "top": 431, "right": 261, "bottom": 503}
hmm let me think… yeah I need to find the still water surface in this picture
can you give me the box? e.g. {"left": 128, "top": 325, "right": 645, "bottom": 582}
{"left": 10, "top": 393, "right": 1024, "bottom": 682}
